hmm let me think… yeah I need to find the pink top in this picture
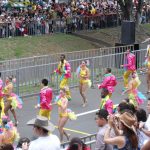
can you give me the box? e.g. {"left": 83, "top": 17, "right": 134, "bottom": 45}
{"left": 104, "top": 99, "right": 113, "bottom": 114}
{"left": 40, "top": 87, "right": 53, "bottom": 110}
{"left": 98, "top": 73, "right": 117, "bottom": 93}
{"left": 124, "top": 53, "right": 136, "bottom": 71}
{"left": 55, "top": 60, "right": 71, "bottom": 79}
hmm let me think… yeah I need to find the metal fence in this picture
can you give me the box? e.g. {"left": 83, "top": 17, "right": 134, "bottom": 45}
{"left": 61, "top": 133, "right": 97, "bottom": 149}
{"left": 0, "top": 13, "right": 119, "bottom": 38}
{"left": 0, "top": 45, "right": 133, "bottom": 70}
{"left": 1, "top": 48, "right": 146, "bottom": 98}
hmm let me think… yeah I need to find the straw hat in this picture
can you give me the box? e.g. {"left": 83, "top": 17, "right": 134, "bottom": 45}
{"left": 118, "top": 112, "right": 136, "bottom": 133}
{"left": 27, "top": 116, "right": 55, "bottom": 132}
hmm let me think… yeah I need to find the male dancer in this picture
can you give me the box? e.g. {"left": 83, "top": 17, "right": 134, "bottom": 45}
{"left": 36, "top": 79, "right": 53, "bottom": 120}
{"left": 97, "top": 68, "right": 117, "bottom": 97}
{"left": 120, "top": 49, "right": 136, "bottom": 89}
{"left": 54, "top": 54, "right": 71, "bottom": 101}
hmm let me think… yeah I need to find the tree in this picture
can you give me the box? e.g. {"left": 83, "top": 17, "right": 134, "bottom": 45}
{"left": 117, "top": 0, "right": 144, "bottom": 24}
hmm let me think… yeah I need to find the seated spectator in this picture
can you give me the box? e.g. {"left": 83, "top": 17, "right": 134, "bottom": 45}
{"left": 104, "top": 112, "right": 138, "bottom": 149}
{"left": 67, "top": 137, "right": 90, "bottom": 150}
{"left": 16, "top": 137, "right": 30, "bottom": 150}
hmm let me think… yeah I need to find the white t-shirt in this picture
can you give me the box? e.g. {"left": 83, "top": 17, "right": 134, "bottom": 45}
{"left": 28, "top": 134, "right": 60, "bottom": 150}
{"left": 145, "top": 114, "right": 150, "bottom": 131}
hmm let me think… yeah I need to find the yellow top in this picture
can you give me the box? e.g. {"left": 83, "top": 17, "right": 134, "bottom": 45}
{"left": 80, "top": 67, "right": 89, "bottom": 78}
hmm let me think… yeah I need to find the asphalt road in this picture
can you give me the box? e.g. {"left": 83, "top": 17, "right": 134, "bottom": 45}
{"left": 14, "top": 74, "right": 148, "bottom": 142}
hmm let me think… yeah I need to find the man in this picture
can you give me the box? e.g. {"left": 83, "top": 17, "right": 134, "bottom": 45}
{"left": 139, "top": 98, "right": 150, "bottom": 139}
{"left": 97, "top": 68, "right": 117, "bottom": 97}
{"left": 100, "top": 88, "right": 113, "bottom": 114}
{"left": 120, "top": 49, "right": 136, "bottom": 89}
{"left": 54, "top": 54, "right": 71, "bottom": 101}
{"left": 36, "top": 79, "right": 53, "bottom": 120}
{"left": 95, "top": 109, "right": 113, "bottom": 150}
{"left": 27, "top": 116, "right": 60, "bottom": 150}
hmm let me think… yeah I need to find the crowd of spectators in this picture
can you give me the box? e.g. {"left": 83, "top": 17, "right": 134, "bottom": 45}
{"left": 0, "top": 0, "right": 149, "bottom": 37}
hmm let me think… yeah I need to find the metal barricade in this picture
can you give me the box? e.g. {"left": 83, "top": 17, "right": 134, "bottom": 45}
{"left": 0, "top": 45, "right": 134, "bottom": 70}
{"left": 61, "top": 133, "right": 97, "bottom": 149}
{"left": 0, "top": 48, "right": 146, "bottom": 97}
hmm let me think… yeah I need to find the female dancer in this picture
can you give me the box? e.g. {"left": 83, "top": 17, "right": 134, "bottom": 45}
{"left": 4, "top": 76, "right": 22, "bottom": 126}
{"left": 122, "top": 72, "right": 146, "bottom": 107}
{"left": 0, "top": 116, "right": 19, "bottom": 145}
{"left": 0, "top": 72, "right": 4, "bottom": 120}
{"left": 56, "top": 88, "right": 70, "bottom": 143}
{"left": 77, "top": 61, "right": 90, "bottom": 107}
{"left": 144, "top": 45, "right": 150, "bottom": 94}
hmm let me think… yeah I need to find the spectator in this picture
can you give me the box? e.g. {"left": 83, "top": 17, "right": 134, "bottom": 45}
{"left": 95, "top": 109, "right": 113, "bottom": 150}
{"left": 16, "top": 137, "right": 30, "bottom": 150}
{"left": 104, "top": 112, "right": 138, "bottom": 149}
{"left": 67, "top": 137, "right": 90, "bottom": 150}
{"left": 27, "top": 116, "right": 60, "bottom": 150}
{"left": 0, "top": 144, "right": 14, "bottom": 150}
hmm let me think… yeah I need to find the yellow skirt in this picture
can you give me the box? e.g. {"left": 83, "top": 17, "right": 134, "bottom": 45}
{"left": 39, "top": 109, "right": 51, "bottom": 120}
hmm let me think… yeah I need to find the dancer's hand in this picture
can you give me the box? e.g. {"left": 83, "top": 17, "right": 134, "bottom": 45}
{"left": 35, "top": 104, "right": 40, "bottom": 109}
{"left": 120, "top": 65, "right": 124, "bottom": 67}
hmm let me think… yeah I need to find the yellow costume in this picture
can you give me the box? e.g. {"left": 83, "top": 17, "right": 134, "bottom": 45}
{"left": 39, "top": 109, "right": 51, "bottom": 120}
{"left": 55, "top": 60, "right": 71, "bottom": 101}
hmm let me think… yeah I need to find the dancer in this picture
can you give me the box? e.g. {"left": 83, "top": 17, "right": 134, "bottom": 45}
{"left": 97, "top": 68, "right": 117, "bottom": 97}
{"left": 0, "top": 73, "right": 4, "bottom": 121}
{"left": 100, "top": 88, "right": 113, "bottom": 114}
{"left": 54, "top": 54, "right": 71, "bottom": 101}
{"left": 77, "top": 60, "right": 91, "bottom": 107}
{"left": 120, "top": 49, "right": 136, "bottom": 89}
{"left": 122, "top": 72, "right": 146, "bottom": 107}
{"left": 35, "top": 79, "right": 53, "bottom": 120}
{"left": 3, "top": 76, "right": 22, "bottom": 126}
{"left": 56, "top": 88, "right": 70, "bottom": 143}
{"left": 0, "top": 116, "right": 19, "bottom": 145}
{"left": 144, "top": 43, "right": 150, "bottom": 93}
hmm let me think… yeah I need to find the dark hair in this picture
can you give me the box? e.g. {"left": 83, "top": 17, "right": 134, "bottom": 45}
{"left": 17, "top": 137, "right": 30, "bottom": 148}
{"left": 106, "top": 68, "right": 111, "bottom": 73}
{"left": 60, "top": 54, "right": 65, "bottom": 59}
{"left": 148, "top": 97, "right": 150, "bottom": 101}
{"left": 0, "top": 144, "right": 14, "bottom": 150}
{"left": 122, "top": 124, "right": 138, "bottom": 149}
{"left": 41, "top": 79, "right": 48, "bottom": 86}
{"left": 118, "top": 102, "right": 129, "bottom": 113}
{"left": 68, "top": 137, "right": 86, "bottom": 150}
{"left": 34, "top": 126, "right": 49, "bottom": 135}
{"left": 0, "top": 72, "right": 1, "bottom": 78}
{"left": 101, "top": 88, "right": 109, "bottom": 95}
{"left": 128, "top": 103, "right": 136, "bottom": 114}
{"left": 136, "top": 108, "right": 147, "bottom": 122}
{"left": 96, "top": 109, "right": 109, "bottom": 121}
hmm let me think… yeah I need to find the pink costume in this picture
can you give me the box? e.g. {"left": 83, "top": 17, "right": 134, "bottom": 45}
{"left": 123, "top": 53, "right": 136, "bottom": 88}
{"left": 100, "top": 95, "right": 113, "bottom": 114}
{"left": 55, "top": 60, "right": 71, "bottom": 79}
{"left": 123, "top": 53, "right": 136, "bottom": 71}
{"left": 40, "top": 87, "right": 53, "bottom": 110}
{"left": 98, "top": 73, "right": 117, "bottom": 94}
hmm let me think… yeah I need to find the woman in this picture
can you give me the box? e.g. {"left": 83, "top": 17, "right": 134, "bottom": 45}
{"left": 16, "top": 137, "right": 30, "bottom": 150}
{"left": 104, "top": 112, "right": 138, "bottom": 150}
{"left": 56, "top": 88, "right": 70, "bottom": 143}
{"left": 77, "top": 61, "right": 90, "bottom": 107}
{"left": 4, "top": 76, "right": 22, "bottom": 126}
{"left": 0, "top": 117, "right": 19, "bottom": 145}
{"left": 67, "top": 137, "right": 90, "bottom": 150}
{"left": 122, "top": 72, "right": 146, "bottom": 107}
